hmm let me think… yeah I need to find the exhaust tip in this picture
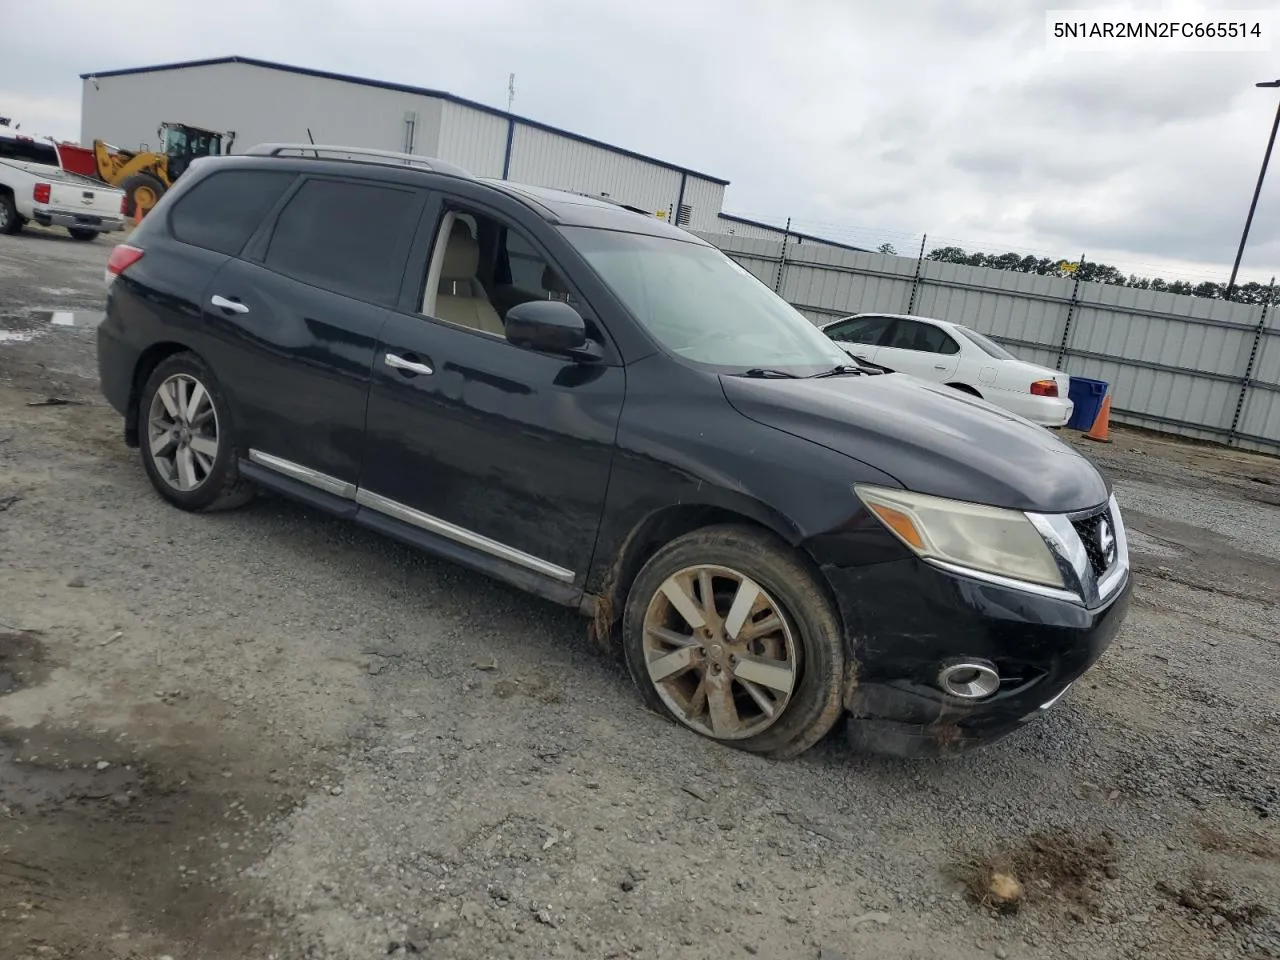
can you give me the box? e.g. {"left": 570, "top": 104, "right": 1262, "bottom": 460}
{"left": 937, "top": 660, "right": 1000, "bottom": 700}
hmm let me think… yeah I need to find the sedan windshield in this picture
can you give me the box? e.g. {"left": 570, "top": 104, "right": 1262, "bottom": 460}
{"left": 561, "top": 227, "right": 851, "bottom": 375}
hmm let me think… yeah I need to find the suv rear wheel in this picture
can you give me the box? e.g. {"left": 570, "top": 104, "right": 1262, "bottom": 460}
{"left": 622, "top": 524, "right": 846, "bottom": 758}
{"left": 138, "top": 352, "right": 254, "bottom": 512}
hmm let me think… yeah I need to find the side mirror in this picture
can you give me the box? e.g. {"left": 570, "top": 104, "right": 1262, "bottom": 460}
{"left": 504, "top": 300, "right": 600, "bottom": 361}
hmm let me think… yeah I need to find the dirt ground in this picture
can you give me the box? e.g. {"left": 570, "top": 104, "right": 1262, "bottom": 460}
{"left": 2, "top": 227, "right": 1279, "bottom": 960}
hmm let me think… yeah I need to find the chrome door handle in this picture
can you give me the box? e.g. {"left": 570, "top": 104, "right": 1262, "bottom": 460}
{"left": 384, "top": 353, "right": 434, "bottom": 376}
{"left": 210, "top": 295, "right": 249, "bottom": 314}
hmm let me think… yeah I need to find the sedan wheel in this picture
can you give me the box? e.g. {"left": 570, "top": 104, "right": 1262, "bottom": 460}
{"left": 623, "top": 524, "right": 846, "bottom": 759}
{"left": 642, "top": 564, "right": 799, "bottom": 740}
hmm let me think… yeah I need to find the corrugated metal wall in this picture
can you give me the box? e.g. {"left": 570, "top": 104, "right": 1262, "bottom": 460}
{"left": 507, "top": 125, "right": 683, "bottom": 216}
{"left": 677, "top": 176, "right": 728, "bottom": 232}
{"left": 1240, "top": 325, "right": 1280, "bottom": 443}
{"left": 436, "top": 102, "right": 508, "bottom": 178}
{"left": 81, "top": 62, "right": 445, "bottom": 159}
{"left": 696, "top": 231, "right": 1280, "bottom": 454}
{"left": 81, "top": 63, "right": 726, "bottom": 229}
{"left": 715, "top": 218, "right": 791, "bottom": 241}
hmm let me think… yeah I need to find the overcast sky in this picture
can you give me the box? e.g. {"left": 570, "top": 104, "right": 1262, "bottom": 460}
{"left": 3, "top": 0, "right": 1278, "bottom": 285}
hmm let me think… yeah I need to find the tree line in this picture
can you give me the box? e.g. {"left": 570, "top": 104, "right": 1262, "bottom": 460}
{"left": 875, "top": 243, "right": 1274, "bottom": 305}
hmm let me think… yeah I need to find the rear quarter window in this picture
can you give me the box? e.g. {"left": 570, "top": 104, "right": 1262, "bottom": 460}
{"left": 262, "top": 178, "right": 424, "bottom": 306}
{"left": 169, "top": 170, "right": 297, "bottom": 256}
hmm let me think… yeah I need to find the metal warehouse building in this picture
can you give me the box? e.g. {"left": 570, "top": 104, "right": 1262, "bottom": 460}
{"left": 78, "top": 56, "right": 738, "bottom": 231}
{"left": 78, "top": 56, "right": 867, "bottom": 252}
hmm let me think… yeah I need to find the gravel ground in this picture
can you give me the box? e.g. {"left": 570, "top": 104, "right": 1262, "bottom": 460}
{"left": 1, "top": 228, "right": 1278, "bottom": 960}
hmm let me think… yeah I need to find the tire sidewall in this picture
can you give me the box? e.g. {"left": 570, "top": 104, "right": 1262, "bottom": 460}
{"left": 138, "top": 353, "right": 239, "bottom": 511}
{"left": 123, "top": 174, "right": 165, "bottom": 218}
{"left": 0, "top": 194, "right": 18, "bottom": 234}
{"left": 622, "top": 525, "right": 846, "bottom": 758}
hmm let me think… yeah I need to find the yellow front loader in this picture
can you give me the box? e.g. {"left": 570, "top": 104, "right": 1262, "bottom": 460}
{"left": 93, "top": 122, "right": 234, "bottom": 217}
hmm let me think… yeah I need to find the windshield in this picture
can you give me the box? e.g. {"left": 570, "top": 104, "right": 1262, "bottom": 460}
{"left": 561, "top": 227, "right": 851, "bottom": 375}
{"left": 956, "top": 325, "right": 1018, "bottom": 361}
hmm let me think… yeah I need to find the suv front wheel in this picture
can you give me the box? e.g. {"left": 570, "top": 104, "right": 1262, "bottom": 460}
{"left": 138, "top": 352, "right": 254, "bottom": 512}
{"left": 622, "top": 524, "right": 846, "bottom": 758}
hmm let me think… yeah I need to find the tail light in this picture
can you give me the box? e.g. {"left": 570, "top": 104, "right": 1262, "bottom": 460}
{"left": 33, "top": 183, "right": 51, "bottom": 204}
{"left": 105, "top": 244, "right": 144, "bottom": 285}
{"left": 1030, "top": 379, "right": 1059, "bottom": 397}
{"left": 120, "top": 194, "right": 129, "bottom": 216}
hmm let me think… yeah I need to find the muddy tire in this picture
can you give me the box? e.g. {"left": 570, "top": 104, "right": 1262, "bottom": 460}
{"left": 138, "top": 352, "right": 254, "bottom": 512}
{"left": 621, "top": 524, "right": 846, "bottom": 759}
{"left": 121, "top": 172, "right": 166, "bottom": 219}
{"left": 0, "top": 193, "right": 19, "bottom": 235}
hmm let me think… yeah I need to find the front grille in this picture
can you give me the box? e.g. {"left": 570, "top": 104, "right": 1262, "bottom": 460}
{"left": 1071, "top": 508, "right": 1114, "bottom": 578}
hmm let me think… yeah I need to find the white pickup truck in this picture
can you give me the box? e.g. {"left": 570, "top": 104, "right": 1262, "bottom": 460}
{"left": 0, "top": 132, "right": 127, "bottom": 241}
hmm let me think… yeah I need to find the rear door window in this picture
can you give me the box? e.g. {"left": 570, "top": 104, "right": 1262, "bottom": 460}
{"left": 825, "top": 315, "right": 893, "bottom": 345}
{"left": 170, "top": 170, "right": 296, "bottom": 256}
{"left": 884, "top": 319, "right": 959, "bottom": 354}
{"left": 263, "top": 178, "right": 424, "bottom": 306}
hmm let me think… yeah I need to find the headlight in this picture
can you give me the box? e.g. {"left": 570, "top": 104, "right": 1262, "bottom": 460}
{"left": 854, "top": 485, "right": 1065, "bottom": 589}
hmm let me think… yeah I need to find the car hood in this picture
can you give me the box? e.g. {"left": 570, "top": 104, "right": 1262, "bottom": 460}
{"left": 720, "top": 372, "right": 1109, "bottom": 514}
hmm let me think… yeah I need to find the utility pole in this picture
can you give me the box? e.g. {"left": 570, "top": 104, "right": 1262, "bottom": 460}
{"left": 507, "top": 74, "right": 516, "bottom": 113}
{"left": 1226, "top": 79, "right": 1280, "bottom": 300}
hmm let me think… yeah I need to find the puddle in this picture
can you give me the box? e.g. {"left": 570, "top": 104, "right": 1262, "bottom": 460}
{"left": 0, "top": 730, "right": 149, "bottom": 817}
{"left": 0, "top": 719, "right": 301, "bottom": 957}
{"left": 26, "top": 309, "right": 99, "bottom": 327}
{"left": 0, "top": 310, "right": 104, "bottom": 345}
{"left": 0, "top": 631, "right": 51, "bottom": 695}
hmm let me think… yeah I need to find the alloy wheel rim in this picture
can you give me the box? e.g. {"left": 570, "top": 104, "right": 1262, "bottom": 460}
{"left": 147, "top": 373, "right": 219, "bottom": 492}
{"left": 0, "top": 204, "right": 10, "bottom": 228}
{"left": 641, "top": 564, "right": 799, "bottom": 740}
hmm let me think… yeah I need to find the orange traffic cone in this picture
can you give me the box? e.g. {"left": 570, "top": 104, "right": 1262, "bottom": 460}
{"left": 1084, "top": 394, "right": 1113, "bottom": 443}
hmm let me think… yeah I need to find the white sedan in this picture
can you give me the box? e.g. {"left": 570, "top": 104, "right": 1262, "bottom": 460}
{"left": 820, "top": 312, "right": 1074, "bottom": 427}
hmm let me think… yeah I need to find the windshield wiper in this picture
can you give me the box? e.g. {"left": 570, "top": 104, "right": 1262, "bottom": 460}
{"left": 812, "top": 363, "right": 869, "bottom": 378}
{"left": 742, "top": 368, "right": 800, "bottom": 379}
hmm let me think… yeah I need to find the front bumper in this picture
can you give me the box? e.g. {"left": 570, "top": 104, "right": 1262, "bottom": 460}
{"left": 822, "top": 497, "right": 1132, "bottom": 758}
{"left": 32, "top": 208, "right": 126, "bottom": 233}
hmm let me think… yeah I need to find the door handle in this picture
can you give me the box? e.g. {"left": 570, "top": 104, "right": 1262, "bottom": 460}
{"left": 210, "top": 295, "right": 249, "bottom": 315}
{"left": 934, "top": 363, "right": 947, "bottom": 370}
{"left": 384, "top": 353, "right": 434, "bottom": 376}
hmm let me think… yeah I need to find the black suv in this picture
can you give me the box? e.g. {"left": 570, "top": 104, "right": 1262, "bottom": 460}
{"left": 97, "top": 144, "right": 1131, "bottom": 759}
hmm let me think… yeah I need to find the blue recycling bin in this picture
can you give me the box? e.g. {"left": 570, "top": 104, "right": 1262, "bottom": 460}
{"left": 1066, "top": 377, "right": 1108, "bottom": 430}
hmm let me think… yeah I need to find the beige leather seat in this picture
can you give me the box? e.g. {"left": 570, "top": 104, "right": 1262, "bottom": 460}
{"left": 435, "top": 221, "right": 505, "bottom": 337}
{"left": 542, "top": 264, "right": 570, "bottom": 301}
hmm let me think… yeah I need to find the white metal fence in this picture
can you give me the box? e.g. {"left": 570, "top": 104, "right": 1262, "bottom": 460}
{"left": 695, "top": 231, "right": 1280, "bottom": 455}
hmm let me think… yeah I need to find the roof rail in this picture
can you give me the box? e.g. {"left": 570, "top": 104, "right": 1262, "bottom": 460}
{"left": 243, "top": 143, "right": 472, "bottom": 178}
{"left": 565, "top": 190, "right": 656, "bottom": 218}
